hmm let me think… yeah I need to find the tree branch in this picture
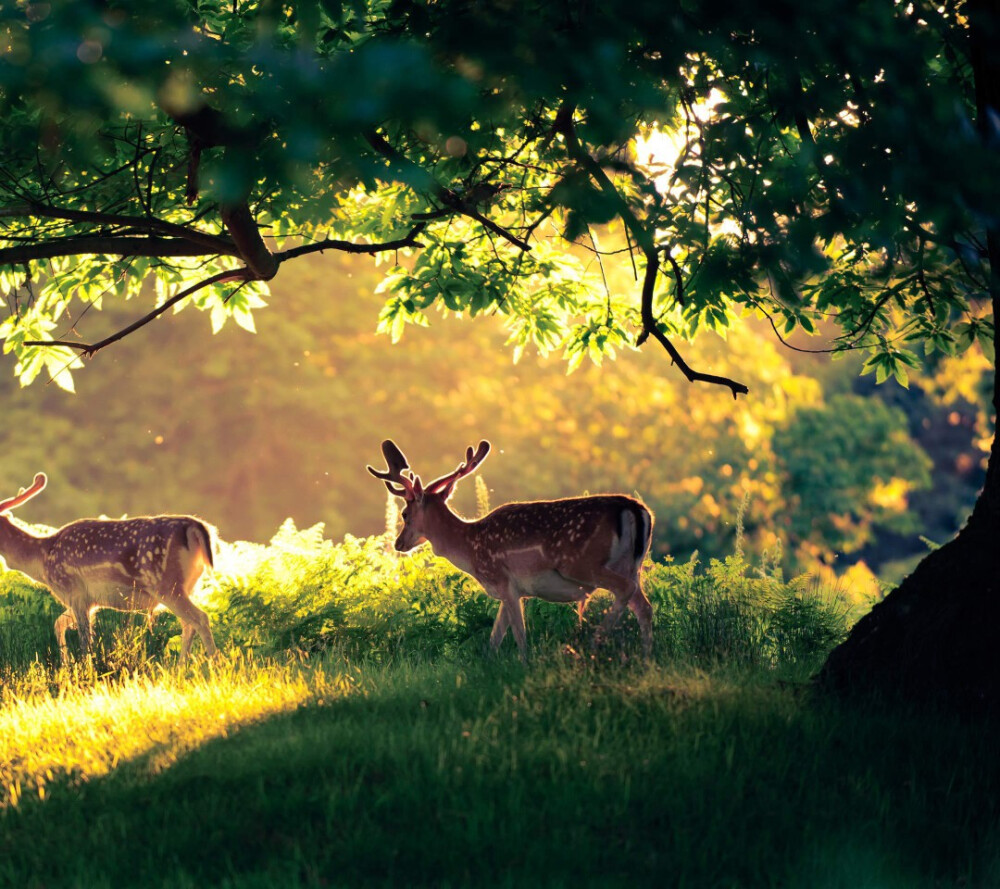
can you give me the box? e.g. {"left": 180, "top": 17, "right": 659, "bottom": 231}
{"left": 740, "top": 288, "right": 843, "bottom": 354}
{"left": 274, "top": 223, "right": 427, "bottom": 261}
{"left": 220, "top": 203, "right": 279, "bottom": 279}
{"left": 364, "top": 131, "right": 531, "bottom": 251}
{"left": 15, "top": 223, "right": 431, "bottom": 358}
{"left": 0, "top": 236, "right": 241, "bottom": 265}
{"left": 664, "top": 250, "right": 686, "bottom": 307}
{"left": 635, "top": 256, "right": 749, "bottom": 399}
{"left": 23, "top": 268, "right": 249, "bottom": 357}
{"left": 553, "top": 105, "right": 748, "bottom": 398}
{"left": 0, "top": 201, "right": 234, "bottom": 254}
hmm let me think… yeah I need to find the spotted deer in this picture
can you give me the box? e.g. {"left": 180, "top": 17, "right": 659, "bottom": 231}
{"left": 0, "top": 473, "right": 217, "bottom": 663}
{"left": 368, "top": 440, "right": 654, "bottom": 658}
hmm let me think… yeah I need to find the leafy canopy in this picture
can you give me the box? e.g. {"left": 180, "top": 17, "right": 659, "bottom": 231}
{"left": 0, "top": 0, "right": 995, "bottom": 391}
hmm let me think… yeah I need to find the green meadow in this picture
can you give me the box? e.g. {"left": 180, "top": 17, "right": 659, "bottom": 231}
{"left": 2, "top": 524, "right": 998, "bottom": 889}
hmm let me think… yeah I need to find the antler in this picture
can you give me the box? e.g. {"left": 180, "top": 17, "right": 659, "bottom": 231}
{"left": 425, "top": 441, "right": 491, "bottom": 494}
{"left": 367, "top": 440, "right": 419, "bottom": 500}
{"left": 0, "top": 473, "right": 48, "bottom": 513}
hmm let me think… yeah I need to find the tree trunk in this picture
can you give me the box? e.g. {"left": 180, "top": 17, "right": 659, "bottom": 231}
{"left": 819, "top": 0, "right": 1000, "bottom": 710}
{"left": 817, "top": 453, "right": 1000, "bottom": 710}
{"left": 819, "top": 295, "right": 998, "bottom": 710}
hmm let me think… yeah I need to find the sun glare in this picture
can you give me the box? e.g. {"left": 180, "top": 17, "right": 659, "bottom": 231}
{"left": 634, "top": 88, "right": 727, "bottom": 188}
{"left": 0, "top": 658, "right": 353, "bottom": 808}
{"left": 633, "top": 90, "right": 742, "bottom": 241}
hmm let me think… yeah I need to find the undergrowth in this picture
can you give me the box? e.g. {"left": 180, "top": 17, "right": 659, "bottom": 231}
{"left": 1, "top": 513, "right": 857, "bottom": 685}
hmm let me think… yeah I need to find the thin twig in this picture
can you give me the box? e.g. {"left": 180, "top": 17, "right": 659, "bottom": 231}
{"left": 24, "top": 268, "right": 248, "bottom": 357}
{"left": 365, "top": 130, "right": 531, "bottom": 251}
{"left": 553, "top": 104, "right": 748, "bottom": 398}
{"left": 587, "top": 226, "right": 614, "bottom": 325}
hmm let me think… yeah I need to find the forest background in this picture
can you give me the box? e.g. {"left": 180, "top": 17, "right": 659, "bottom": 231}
{"left": 0, "top": 249, "right": 990, "bottom": 591}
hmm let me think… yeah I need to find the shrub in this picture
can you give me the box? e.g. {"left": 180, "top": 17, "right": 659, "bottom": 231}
{"left": 0, "top": 517, "right": 854, "bottom": 675}
{"left": 203, "top": 520, "right": 497, "bottom": 659}
{"left": 645, "top": 551, "right": 850, "bottom": 672}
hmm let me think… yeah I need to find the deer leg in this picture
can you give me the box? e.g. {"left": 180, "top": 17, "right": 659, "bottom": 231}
{"left": 160, "top": 555, "right": 217, "bottom": 662}
{"left": 596, "top": 594, "right": 630, "bottom": 645}
{"left": 489, "top": 603, "right": 511, "bottom": 652}
{"left": 506, "top": 596, "right": 528, "bottom": 662}
{"left": 192, "top": 606, "right": 217, "bottom": 657}
{"left": 71, "top": 604, "right": 93, "bottom": 659}
{"left": 489, "top": 581, "right": 528, "bottom": 661}
{"left": 54, "top": 610, "right": 75, "bottom": 664}
{"left": 175, "top": 612, "right": 216, "bottom": 663}
{"left": 179, "top": 621, "right": 196, "bottom": 662}
{"left": 584, "top": 568, "right": 644, "bottom": 649}
{"left": 627, "top": 588, "right": 654, "bottom": 657}
{"left": 168, "top": 596, "right": 217, "bottom": 662}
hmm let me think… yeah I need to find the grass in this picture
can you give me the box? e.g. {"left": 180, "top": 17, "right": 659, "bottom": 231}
{"left": 1, "top": 525, "right": 997, "bottom": 887}
{"left": 1, "top": 652, "right": 999, "bottom": 888}
{"left": 0, "top": 654, "right": 353, "bottom": 808}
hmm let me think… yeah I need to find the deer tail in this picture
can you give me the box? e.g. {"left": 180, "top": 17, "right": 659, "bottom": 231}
{"left": 185, "top": 520, "right": 215, "bottom": 570}
{"left": 628, "top": 501, "right": 653, "bottom": 562}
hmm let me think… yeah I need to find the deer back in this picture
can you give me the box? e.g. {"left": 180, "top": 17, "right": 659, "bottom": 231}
{"left": 468, "top": 494, "right": 651, "bottom": 580}
{"left": 44, "top": 515, "right": 214, "bottom": 592}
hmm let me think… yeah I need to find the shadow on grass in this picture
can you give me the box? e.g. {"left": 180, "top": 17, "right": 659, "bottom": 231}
{"left": 2, "top": 656, "right": 1000, "bottom": 889}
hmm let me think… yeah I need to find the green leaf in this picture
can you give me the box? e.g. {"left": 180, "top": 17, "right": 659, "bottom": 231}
{"left": 48, "top": 362, "right": 76, "bottom": 393}
{"left": 893, "top": 348, "right": 921, "bottom": 369}
{"left": 233, "top": 307, "right": 257, "bottom": 334}
{"left": 977, "top": 327, "right": 995, "bottom": 363}
{"left": 210, "top": 302, "right": 228, "bottom": 335}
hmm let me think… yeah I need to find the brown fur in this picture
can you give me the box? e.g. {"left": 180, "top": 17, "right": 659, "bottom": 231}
{"left": 370, "top": 441, "right": 655, "bottom": 659}
{"left": 0, "top": 477, "right": 217, "bottom": 663}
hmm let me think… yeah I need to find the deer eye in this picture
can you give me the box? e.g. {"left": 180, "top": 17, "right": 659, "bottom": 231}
{"left": 401, "top": 507, "right": 411, "bottom": 520}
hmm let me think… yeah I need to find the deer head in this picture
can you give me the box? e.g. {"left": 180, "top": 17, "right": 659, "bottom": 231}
{"left": 367, "top": 439, "right": 490, "bottom": 551}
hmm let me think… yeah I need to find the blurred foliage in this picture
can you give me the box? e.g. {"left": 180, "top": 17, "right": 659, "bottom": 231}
{"left": 772, "top": 395, "right": 933, "bottom": 557}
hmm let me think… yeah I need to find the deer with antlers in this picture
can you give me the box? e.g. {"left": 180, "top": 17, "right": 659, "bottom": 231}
{"left": 0, "top": 473, "right": 217, "bottom": 663}
{"left": 368, "top": 440, "right": 654, "bottom": 658}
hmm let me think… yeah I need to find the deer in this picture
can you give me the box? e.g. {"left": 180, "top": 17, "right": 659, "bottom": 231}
{"left": 368, "top": 440, "right": 654, "bottom": 659}
{"left": 0, "top": 473, "right": 217, "bottom": 664}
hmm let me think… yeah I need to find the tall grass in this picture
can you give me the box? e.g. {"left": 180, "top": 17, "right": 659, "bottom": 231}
{"left": 208, "top": 518, "right": 852, "bottom": 672}
{"left": 1, "top": 517, "right": 854, "bottom": 678}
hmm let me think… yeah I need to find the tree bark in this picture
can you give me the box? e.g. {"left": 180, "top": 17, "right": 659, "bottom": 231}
{"left": 817, "top": 471, "right": 1000, "bottom": 710}
{"left": 220, "top": 203, "right": 279, "bottom": 280}
{"left": 819, "top": 0, "right": 1000, "bottom": 711}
